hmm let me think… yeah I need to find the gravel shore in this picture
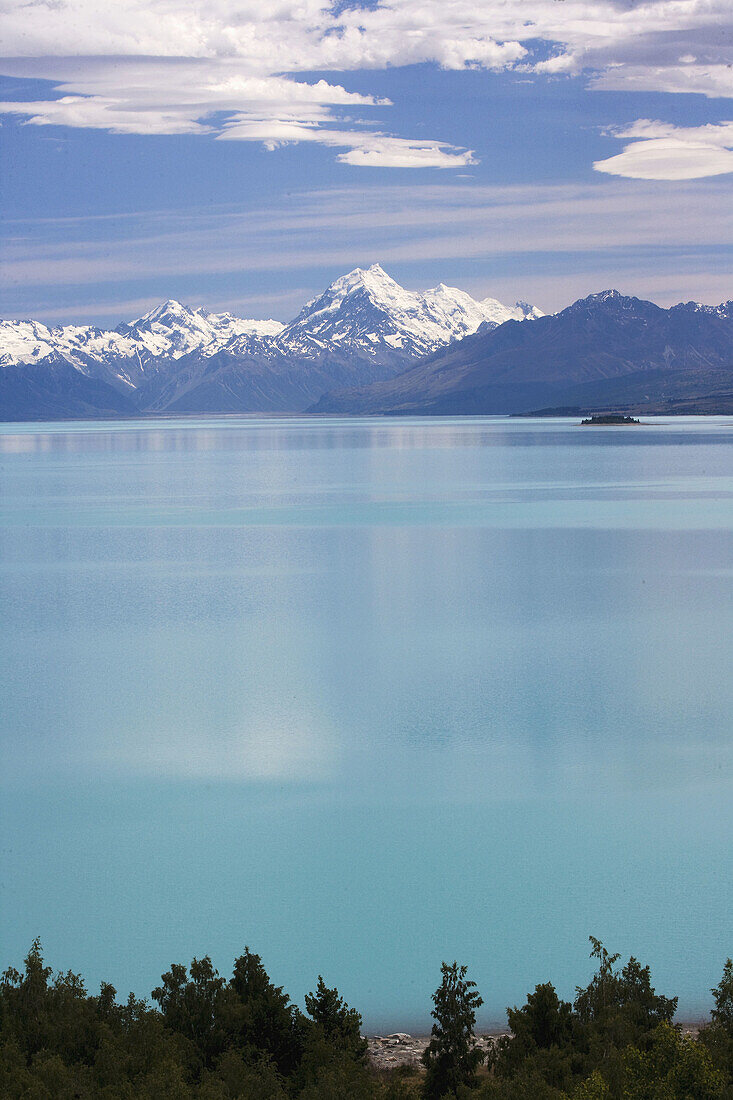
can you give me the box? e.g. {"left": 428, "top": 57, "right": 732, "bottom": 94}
{"left": 367, "top": 1032, "right": 508, "bottom": 1071}
{"left": 367, "top": 1025, "right": 702, "bottom": 1071}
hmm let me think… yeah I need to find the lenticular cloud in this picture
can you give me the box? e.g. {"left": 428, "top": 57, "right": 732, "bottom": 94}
{"left": 595, "top": 120, "right": 733, "bottom": 181}
{"left": 0, "top": 0, "right": 730, "bottom": 169}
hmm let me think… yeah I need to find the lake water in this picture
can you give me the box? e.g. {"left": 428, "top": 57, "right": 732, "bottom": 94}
{"left": 1, "top": 415, "right": 731, "bottom": 1029}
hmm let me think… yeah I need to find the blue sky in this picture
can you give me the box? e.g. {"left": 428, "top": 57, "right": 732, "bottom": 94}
{"left": 0, "top": 0, "right": 731, "bottom": 324}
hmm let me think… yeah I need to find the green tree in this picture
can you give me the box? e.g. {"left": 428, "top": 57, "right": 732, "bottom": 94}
{"left": 422, "top": 961, "right": 484, "bottom": 1099}
{"left": 304, "top": 975, "right": 367, "bottom": 1061}
{"left": 491, "top": 982, "right": 576, "bottom": 1092}
{"left": 700, "top": 959, "right": 733, "bottom": 1082}
{"left": 152, "top": 956, "right": 227, "bottom": 1069}
{"left": 227, "top": 947, "right": 307, "bottom": 1075}
{"left": 1, "top": 937, "right": 54, "bottom": 1060}
{"left": 623, "top": 1022, "right": 727, "bottom": 1099}
{"left": 711, "top": 960, "right": 733, "bottom": 1032}
{"left": 574, "top": 939, "right": 622, "bottom": 1025}
{"left": 0, "top": 938, "right": 102, "bottom": 1070}
{"left": 571, "top": 1068, "right": 611, "bottom": 1098}
{"left": 209, "top": 1049, "right": 287, "bottom": 1098}
{"left": 507, "top": 983, "right": 574, "bottom": 1053}
{"left": 574, "top": 937, "right": 677, "bottom": 1069}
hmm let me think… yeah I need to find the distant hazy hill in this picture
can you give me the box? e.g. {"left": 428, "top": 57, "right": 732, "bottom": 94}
{"left": 311, "top": 291, "right": 733, "bottom": 416}
{"left": 0, "top": 266, "right": 540, "bottom": 420}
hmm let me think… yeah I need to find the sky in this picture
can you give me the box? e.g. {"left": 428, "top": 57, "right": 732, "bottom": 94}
{"left": 0, "top": 0, "right": 731, "bottom": 326}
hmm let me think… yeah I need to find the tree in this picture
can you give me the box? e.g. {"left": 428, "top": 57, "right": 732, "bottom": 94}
{"left": 304, "top": 976, "right": 367, "bottom": 1062}
{"left": 294, "top": 976, "right": 372, "bottom": 1095}
{"left": 492, "top": 982, "right": 575, "bottom": 1092}
{"left": 571, "top": 1069, "right": 611, "bottom": 1098}
{"left": 152, "top": 955, "right": 227, "bottom": 1069}
{"left": 710, "top": 959, "right": 733, "bottom": 1033}
{"left": 574, "top": 937, "right": 677, "bottom": 1062}
{"left": 227, "top": 947, "right": 306, "bottom": 1075}
{"left": 422, "top": 961, "right": 484, "bottom": 1098}
{"left": 506, "top": 982, "right": 574, "bottom": 1053}
{"left": 211, "top": 1049, "right": 287, "bottom": 1098}
{"left": 1, "top": 937, "right": 54, "bottom": 1059}
{"left": 700, "top": 959, "right": 733, "bottom": 1081}
{"left": 574, "top": 939, "right": 621, "bottom": 1025}
{"left": 0, "top": 938, "right": 100, "bottom": 1068}
{"left": 623, "top": 1022, "right": 727, "bottom": 1099}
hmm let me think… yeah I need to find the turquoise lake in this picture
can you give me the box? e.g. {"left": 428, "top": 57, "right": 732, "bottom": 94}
{"left": 1, "top": 415, "right": 731, "bottom": 1029}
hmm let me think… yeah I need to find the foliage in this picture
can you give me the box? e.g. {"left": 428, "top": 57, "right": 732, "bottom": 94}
{"left": 574, "top": 937, "right": 678, "bottom": 1037}
{"left": 622, "top": 1022, "right": 727, "bottom": 1099}
{"left": 570, "top": 1069, "right": 611, "bottom": 1099}
{"left": 700, "top": 959, "right": 733, "bottom": 1084}
{"left": 710, "top": 960, "right": 733, "bottom": 1033}
{"left": 422, "top": 961, "right": 484, "bottom": 1098}
{"left": 571, "top": 935, "right": 678, "bottom": 1092}
{"left": 304, "top": 974, "right": 368, "bottom": 1061}
{"left": 476, "top": 1067, "right": 569, "bottom": 1099}
{"left": 0, "top": 940, "right": 390, "bottom": 1098}
{"left": 486, "top": 937, "right": 682, "bottom": 1097}
{"left": 1, "top": 937, "right": 731, "bottom": 1099}
{"left": 227, "top": 947, "right": 307, "bottom": 1075}
{"left": 491, "top": 981, "right": 576, "bottom": 1090}
{"left": 152, "top": 955, "right": 227, "bottom": 1069}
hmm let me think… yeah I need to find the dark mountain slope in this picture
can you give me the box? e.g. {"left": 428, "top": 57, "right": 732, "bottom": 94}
{"left": 0, "top": 358, "right": 137, "bottom": 421}
{"left": 311, "top": 292, "right": 733, "bottom": 415}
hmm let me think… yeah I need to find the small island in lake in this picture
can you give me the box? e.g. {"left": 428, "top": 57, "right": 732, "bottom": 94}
{"left": 581, "top": 414, "right": 641, "bottom": 425}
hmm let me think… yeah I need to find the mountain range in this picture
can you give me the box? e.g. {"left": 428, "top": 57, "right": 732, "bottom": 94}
{"left": 1, "top": 267, "right": 731, "bottom": 421}
{"left": 0, "top": 265, "right": 540, "bottom": 420}
{"left": 312, "top": 290, "right": 733, "bottom": 416}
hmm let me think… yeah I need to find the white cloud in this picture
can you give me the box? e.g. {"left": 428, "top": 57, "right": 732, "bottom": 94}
{"left": 1, "top": 0, "right": 730, "bottom": 79}
{"left": 595, "top": 119, "right": 733, "bottom": 180}
{"left": 591, "top": 63, "right": 733, "bottom": 99}
{"left": 336, "top": 140, "right": 475, "bottom": 169}
{"left": 0, "top": 58, "right": 389, "bottom": 134}
{"left": 0, "top": 0, "right": 731, "bottom": 168}
{"left": 0, "top": 55, "right": 474, "bottom": 166}
{"left": 0, "top": 95, "right": 212, "bottom": 136}
{"left": 217, "top": 117, "right": 476, "bottom": 166}
{"left": 614, "top": 120, "right": 733, "bottom": 145}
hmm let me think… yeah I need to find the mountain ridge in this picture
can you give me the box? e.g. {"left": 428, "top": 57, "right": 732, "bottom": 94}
{"left": 311, "top": 290, "right": 733, "bottom": 416}
{"left": 0, "top": 266, "right": 542, "bottom": 419}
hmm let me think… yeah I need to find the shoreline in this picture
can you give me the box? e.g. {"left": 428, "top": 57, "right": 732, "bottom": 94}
{"left": 366, "top": 1023, "right": 705, "bottom": 1071}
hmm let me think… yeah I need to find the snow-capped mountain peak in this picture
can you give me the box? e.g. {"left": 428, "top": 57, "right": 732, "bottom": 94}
{"left": 0, "top": 266, "right": 543, "bottom": 415}
{"left": 289, "top": 264, "right": 403, "bottom": 324}
{"left": 132, "top": 298, "right": 192, "bottom": 325}
{"left": 117, "top": 300, "right": 285, "bottom": 360}
{"left": 327, "top": 263, "right": 395, "bottom": 296}
{"left": 279, "top": 266, "right": 542, "bottom": 362}
{"left": 671, "top": 299, "right": 733, "bottom": 319}
{"left": 478, "top": 296, "right": 544, "bottom": 325}
{"left": 0, "top": 319, "right": 60, "bottom": 367}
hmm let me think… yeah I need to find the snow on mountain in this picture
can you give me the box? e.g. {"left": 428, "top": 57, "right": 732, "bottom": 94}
{"left": 0, "top": 268, "right": 543, "bottom": 416}
{"left": 274, "top": 264, "right": 542, "bottom": 361}
{"left": 671, "top": 300, "right": 733, "bottom": 319}
{"left": 0, "top": 320, "right": 66, "bottom": 367}
{"left": 116, "top": 299, "right": 284, "bottom": 360}
{"left": 0, "top": 319, "right": 149, "bottom": 389}
{"left": 0, "top": 272, "right": 538, "bottom": 377}
{"left": 311, "top": 287, "right": 733, "bottom": 416}
{"left": 0, "top": 302, "right": 284, "bottom": 377}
